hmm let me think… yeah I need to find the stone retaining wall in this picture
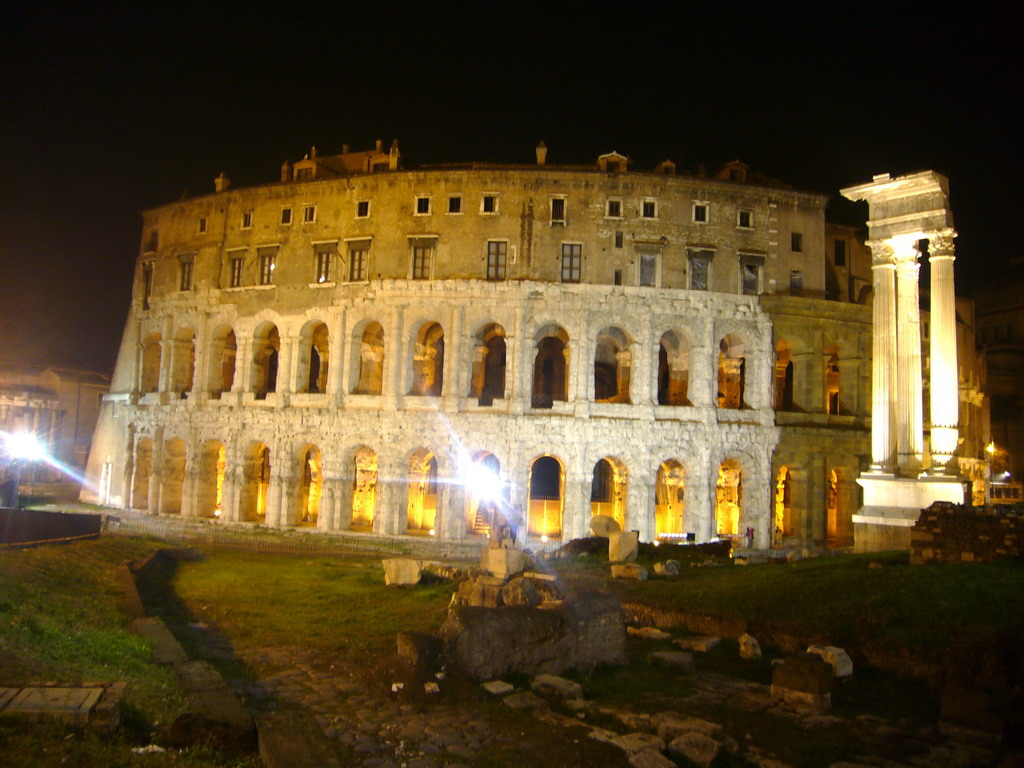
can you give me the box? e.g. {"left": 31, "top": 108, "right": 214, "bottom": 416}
{"left": 910, "top": 503, "right": 1024, "bottom": 565}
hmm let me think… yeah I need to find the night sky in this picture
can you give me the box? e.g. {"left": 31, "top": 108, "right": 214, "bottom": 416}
{"left": 1, "top": 5, "right": 1020, "bottom": 373}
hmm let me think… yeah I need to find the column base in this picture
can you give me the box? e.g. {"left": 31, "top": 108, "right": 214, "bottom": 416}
{"left": 854, "top": 473, "right": 964, "bottom": 553}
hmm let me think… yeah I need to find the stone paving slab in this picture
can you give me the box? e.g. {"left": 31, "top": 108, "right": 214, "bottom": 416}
{"left": 5, "top": 686, "right": 103, "bottom": 726}
{"left": 257, "top": 710, "right": 343, "bottom": 768}
{"left": 0, "top": 688, "right": 18, "bottom": 710}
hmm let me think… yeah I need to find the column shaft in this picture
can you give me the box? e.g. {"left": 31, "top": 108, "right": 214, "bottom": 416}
{"left": 929, "top": 229, "right": 960, "bottom": 473}
{"left": 895, "top": 246, "right": 924, "bottom": 472}
{"left": 869, "top": 245, "right": 897, "bottom": 470}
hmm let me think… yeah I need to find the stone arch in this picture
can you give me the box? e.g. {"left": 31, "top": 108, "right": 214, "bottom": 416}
{"left": 825, "top": 344, "right": 840, "bottom": 414}
{"left": 715, "top": 458, "right": 742, "bottom": 537}
{"left": 658, "top": 330, "right": 691, "bottom": 406}
{"left": 297, "top": 444, "right": 323, "bottom": 526}
{"left": 590, "top": 456, "right": 627, "bottom": 529}
{"left": 239, "top": 441, "right": 271, "bottom": 521}
{"left": 410, "top": 322, "right": 445, "bottom": 396}
{"left": 465, "top": 451, "right": 503, "bottom": 535}
{"left": 170, "top": 328, "right": 196, "bottom": 396}
{"left": 159, "top": 437, "right": 187, "bottom": 515}
{"left": 131, "top": 436, "right": 153, "bottom": 509}
{"left": 195, "top": 439, "right": 225, "bottom": 518}
{"left": 207, "top": 324, "right": 237, "bottom": 397}
{"left": 527, "top": 455, "right": 563, "bottom": 538}
{"left": 252, "top": 323, "right": 280, "bottom": 398}
{"left": 298, "top": 320, "right": 330, "bottom": 394}
{"left": 406, "top": 448, "right": 438, "bottom": 533}
{"left": 352, "top": 320, "right": 385, "bottom": 395}
{"left": 774, "top": 465, "right": 793, "bottom": 545}
{"left": 351, "top": 446, "right": 378, "bottom": 529}
{"left": 139, "top": 332, "right": 162, "bottom": 393}
{"left": 655, "top": 459, "right": 686, "bottom": 536}
{"left": 594, "top": 327, "right": 631, "bottom": 403}
{"left": 827, "top": 465, "right": 858, "bottom": 548}
{"left": 774, "top": 339, "right": 795, "bottom": 411}
{"left": 470, "top": 322, "right": 506, "bottom": 406}
{"left": 532, "top": 325, "right": 569, "bottom": 408}
{"left": 718, "top": 334, "right": 747, "bottom": 409}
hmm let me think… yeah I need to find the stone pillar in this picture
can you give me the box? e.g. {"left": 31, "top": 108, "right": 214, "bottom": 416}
{"left": 180, "top": 442, "right": 200, "bottom": 518}
{"left": 220, "top": 437, "right": 239, "bottom": 523}
{"left": 375, "top": 456, "right": 405, "bottom": 535}
{"left": 148, "top": 437, "right": 165, "bottom": 515}
{"left": 192, "top": 323, "right": 209, "bottom": 396}
{"left": 234, "top": 334, "right": 252, "bottom": 394}
{"left": 328, "top": 311, "right": 346, "bottom": 403}
{"left": 928, "top": 229, "right": 960, "bottom": 474}
{"left": 437, "top": 480, "right": 464, "bottom": 539}
{"left": 333, "top": 458, "right": 355, "bottom": 531}
{"left": 444, "top": 307, "right": 463, "bottom": 412}
{"left": 265, "top": 444, "right": 290, "bottom": 527}
{"left": 279, "top": 333, "right": 298, "bottom": 394}
{"left": 628, "top": 471, "right": 654, "bottom": 541}
{"left": 565, "top": 343, "right": 578, "bottom": 405}
{"left": 790, "top": 352, "right": 817, "bottom": 412}
{"left": 616, "top": 348, "right": 633, "bottom": 403}
{"left": 868, "top": 241, "right": 898, "bottom": 470}
{"left": 384, "top": 309, "right": 404, "bottom": 407}
{"left": 837, "top": 358, "right": 860, "bottom": 415}
{"left": 562, "top": 470, "right": 589, "bottom": 540}
{"left": 894, "top": 238, "right": 924, "bottom": 472}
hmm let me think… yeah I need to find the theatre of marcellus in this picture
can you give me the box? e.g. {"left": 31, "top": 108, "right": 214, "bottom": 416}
{"left": 81, "top": 141, "right": 988, "bottom": 552}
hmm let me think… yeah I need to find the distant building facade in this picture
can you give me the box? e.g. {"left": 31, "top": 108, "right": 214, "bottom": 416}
{"left": 82, "top": 142, "right": 987, "bottom": 549}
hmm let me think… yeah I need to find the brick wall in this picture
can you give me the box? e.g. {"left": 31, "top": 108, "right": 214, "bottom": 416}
{"left": 910, "top": 502, "right": 1024, "bottom": 564}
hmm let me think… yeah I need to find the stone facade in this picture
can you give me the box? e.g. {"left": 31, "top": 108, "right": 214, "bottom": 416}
{"left": 81, "top": 144, "right": 985, "bottom": 550}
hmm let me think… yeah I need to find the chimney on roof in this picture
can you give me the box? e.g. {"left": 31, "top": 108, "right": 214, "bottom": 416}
{"left": 375, "top": 139, "right": 383, "bottom": 153}
{"left": 311, "top": 145, "right": 318, "bottom": 160}
{"left": 536, "top": 141, "right": 547, "bottom": 166}
{"left": 389, "top": 139, "right": 400, "bottom": 170}
{"left": 214, "top": 172, "right": 231, "bottom": 192}
{"left": 280, "top": 161, "right": 290, "bottom": 182}
{"left": 342, "top": 144, "right": 350, "bottom": 154}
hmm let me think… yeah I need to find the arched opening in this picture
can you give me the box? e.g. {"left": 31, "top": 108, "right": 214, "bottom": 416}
{"left": 590, "top": 457, "right": 627, "bottom": 529}
{"left": 655, "top": 459, "right": 686, "bottom": 536}
{"left": 195, "top": 440, "right": 225, "bottom": 518}
{"left": 594, "top": 327, "right": 631, "bottom": 403}
{"left": 528, "top": 455, "right": 563, "bottom": 538}
{"left": 131, "top": 437, "right": 153, "bottom": 509}
{"left": 658, "top": 331, "right": 690, "bottom": 406}
{"left": 465, "top": 452, "right": 502, "bottom": 535}
{"left": 410, "top": 322, "right": 445, "bottom": 396}
{"left": 140, "top": 333, "right": 162, "bottom": 393}
{"left": 827, "top": 468, "right": 839, "bottom": 545}
{"left": 351, "top": 447, "right": 378, "bottom": 529}
{"left": 532, "top": 326, "right": 568, "bottom": 408}
{"left": 252, "top": 324, "right": 280, "bottom": 399}
{"left": 207, "top": 326, "right": 236, "bottom": 397}
{"left": 170, "top": 329, "right": 196, "bottom": 396}
{"left": 406, "top": 450, "right": 438, "bottom": 533}
{"left": 159, "top": 438, "right": 186, "bottom": 515}
{"left": 718, "top": 335, "right": 746, "bottom": 409}
{"left": 239, "top": 442, "right": 270, "bottom": 521}
{"left": 775, "top": 465, "right": 792, "bottom": 545}
{"left": 299, "top": 322, "right": 330, "bottom": 394}
{"left": 774, "top": 340, "right": 794, "bottom": 411}
{"left": 716, "top": 458, "right": 742, "bottom": 537}
{"left": 470, "top": 323, "right": 507, "bottom": 406}
{"left": 825, "top": 346, "right": 840, "bottom": 414}
{"left": 298, "top": 446, "right": 322, "bottom": 526}
{"left": 353, "top": 321, "right": 385, "bottom": 395}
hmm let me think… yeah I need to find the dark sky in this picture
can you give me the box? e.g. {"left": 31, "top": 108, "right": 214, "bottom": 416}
{"left": 1, "top": 4, "right": 1020, "bottom": 373}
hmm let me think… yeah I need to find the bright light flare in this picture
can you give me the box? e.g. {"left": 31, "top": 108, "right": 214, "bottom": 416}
{"left": 986, "top": 442, "right": 996, "bottom": 455}
{"left": 461, "top": 460, "right": 503, "bottom": 503}
{"left": 2, "top": 431, "right": 47, "bottom": 462}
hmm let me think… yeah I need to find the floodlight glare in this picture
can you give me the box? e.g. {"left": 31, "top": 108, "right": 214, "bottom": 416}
{"left": 4, "top": 432, "right": 47, "bottom": 462}
{"left": 463, "top": 461, "right": 503, "bottom": 503}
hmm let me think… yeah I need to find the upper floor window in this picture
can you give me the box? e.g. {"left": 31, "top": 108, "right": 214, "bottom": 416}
{"left": 356, "top": 200, "right": 370, "bottom": 218}
{"left": 692, "top": 203, "right": 709, "bottom": 223}
{"left": 790, "top": 269, "right": 804, "bottom": 295}
{"left": 348, "top": 242, "right": 369, "bottom": 281}
{"left": 415, "top": 196, "right": 431, "bottom": 215}
{"left": 737, "top": 209, "right": 753, "bottom": 229}
{"left": 791, "top": 232, "right": 803, "bottom": 252}
{"left": 303, "top": 204, "right": 316, "bottom": 223}
{"left": 145, "top": 230, "right": 158, "bottom": 252}
{"left": 614, "top": 231, "right": 623, "bottom": 249}
{"left": 241, "top": 210, "right": 253, "bottom": 229}
{"left": 638, "top": 252, "right": 658, "bottom": 287}
{"left": 551, "top": 197, "right": 567, "bottom": 225}
{"left": 280, "top": 208, "right": 293, "bottom": 225}
{"left": 296, "top": 167, "right": 313, "bottom": 181}
{"left": 411, "top": 239, "right": 435, "bottom": 279}
{"left": 561, "top": 243, "right": 581, "bottom": 283}
{"left": 487, "top": 240, "right": 507, "bottom": 281}
{"left": 229, "top": 256, "right": 244, "bottom": 288}
{"left": 641, "top": 200, "right": 658, "bottom": 219}
{"left": 481, "top": 194, "right": 498, "bottom": 214}
{"left": 834, "top": 239, "right": 846, "bottom": 266}
{"left": 740, "top": 254, "right": 764, "bottom": 295}
{"left": 314, "top": 243, "right": 334, "bottom": 283}
{"left": 258, "top": 247, "right": 277, "bottom": 285}
{"left": 141, "top": 262, "right": 154, "bottom": 309}
{"left": 178, "top": 256, "right": 194, "bottom": 292}
{"left": 448, "top": 196, "right": 462, "bottom": 214}
{"left": 606, "top": 199, "right": 623, "bottom": 219}
{"left": 197, "top": 217, "right": 208, "bottom": 234}
{"left": 688, "top": 249, "right": 713, "bottom": 291}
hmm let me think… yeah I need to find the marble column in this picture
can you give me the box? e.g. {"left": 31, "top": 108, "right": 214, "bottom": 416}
{"left": 928, "top": 229, "right": 960, "bottom": 474}
{"left": 894, "top": 238, "right": 924, "bottom": 472}
{"left": 868, "top": 241, "right": 898, "bottom": 471}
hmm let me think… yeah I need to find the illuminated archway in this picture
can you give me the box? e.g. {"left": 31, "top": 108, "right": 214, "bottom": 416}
{"left": 658, "top": 331, "right": 690, "bottom": 406}
{"left": 590, "top": 456, "right": 627, "bottom": 529}
{"left": 465, "top": 452, "right": 502, "bottom": 535}
{"left": 774, "top": 465, "right": 792, "bottom": 545}
{"left": 239, "top": 442, "right": 270, "bottom": 521}
{"left": 406, "top": 449, "right": 438, "bottom": 533}
{"left": 718, "top": 335, "right": 746, "bottom": 409}
{"left": 252, "top": 323, "right": 280, "bottom": 398}
{"left": 298, "top": 445, "right": 322, "bottom": 526}
{"left": 774, "top": 340, "right": 794, "bottom": 411}
{"left": 140, "top": 333, "right": 162, "bottom": 393}
{"left": 470, "top": 323, "right": 506, "bottom": 406}
{"left": 351, "top": 447, "right": 378, "bottom": 529}
{"left": 352, "top": 321, "right": 385, "bottom": 395}
{"left": 716, "top": 458, "right": 742, "bottom": 536}
{"left": 195, "top": 440, "right": 225, "bottom": 518}
{"left": 410, "top": 323, "right": 445, "bottom": 396}
{"left": 299, "top": 321, "right": 330, "bottom": 394}
{"left": 528, "top": 455, "right": 563, "bottom": 538}
{"left": 131, "top": 437, "right": 153, "bottom": 509}
{"left": 655, "top": 459, "right": 686, "bottom": 535}
{"left": 594, "top": 327, "right": 631, "bottom": 403}
{"left": 532, "top": 325, "right": 569, "bottom": 408}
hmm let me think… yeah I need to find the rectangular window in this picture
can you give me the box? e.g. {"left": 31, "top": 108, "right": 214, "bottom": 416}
{"left": 613, "top": 270, "right": 622, "bottom": 286}
{"left": 606, "top": 199, "right": 622, "bottom": 218}
{"left": 415, "top": 196, "right": 431, "bottom": 215}
{"left": 614, "top": 231, "right": 623, "bottom": 249}
{"left": 198, "top": 217, "right": 208, "bottom": 234}
{"left": 487, "top": 241, "right": 507, "bottom": 281}
{"left": 280, "top": 207, "right": 292, "bottom": 225}
{"left": 258, "top": 247, "right": 277, "bottom": 285}
{"left": 145, "top": 230, "right": 158, "bottom": 252}
{"left": 241, "top": 210, "right": 253, "bottom": 229}
{"left": 561, "top": 243, "right": 581, "bottom": 283}
{"left": 688, "top": 249, "right": 713, "bottom": 291}
{"left": 834, "top": 239, "right": 846, "bottom": 266}
{"left": 551, "top": 197, "right": 566, "bottom": 224}
{"left": 448, "top": 196, "right": 462, "bottom": 214}
{"left": 791, "top": 232, "right": 803, "bottom": 252}
{"left": 737, "top": 209, "right": 753, "bottom": 229}
{"left": 356, "top": 200, "right": 370, "bottom": 218}
{"left": 296, "top": 167, "right": 312, "bottom": 181}
{"left": 412, "top": 245, "right": 432, "bottom": 279}
{"left": 230, "top": 256, "right": 244, "bottom": 288}
{"left": 348, "top": 244, "right": 369, "bottom": 281}
{"left": 481, "top": 195, "right": 497, "bottom": 213}
{"left": 303, "top": 204, "right": 316, "bottom": 223}
{"left": 641, "top": 200, "right": 657, "bottom": 219}
{"left": 141, "top": 262, "right": 153, "bottom": 309}
{"left": 790, "top": 270, "right": 804, "bottom": 295}
{"left": 639, "top": 253, "right": 657, "bottom": 287}
{"left": 740, "top": 254, "right": 763, "bottom": 295}
{"left": 178, "top": 257, "right": 194, "bottom": 291}
{"left": 693, "top": 203, "right": 708, "bottom": 223}
{"left": 314, "top": 244, "right": 334, "bottom": 283}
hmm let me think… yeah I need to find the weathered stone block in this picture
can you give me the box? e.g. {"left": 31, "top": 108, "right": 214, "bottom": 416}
{"left": 609, "top": 531, "right": 639, "bottom": 563}
{"left": 806, "top": 645, "right": 853, "bottom": 677}
{"left": 611, "top": 732, "right": 665, "bottom": 755}
{"left": 654, "top": 711, "right": 721, "bottom": 741}
{"left": 481, "top": 680, "right": 514, "bottom": 695}
{"left": 481, "top": 547, "right": 525, "bottom": 579}
{"left": 382, "top": 558, "right": 421, "bottom": 586}
{"left": 530, "top": 674, "right": 583, "bottom": 701}
{"left": 501, "top": 577, "right": 541, "bottom": 607}
{"left": 739, "top": 633, "right": 762, "bottom": 659}
{"left": 396, "top": 631, "right": 442, "bottom": 670}
{"left": 653, "top": 560, "right": 680, "bottom": 576}
{"left": 675, "top": 635, "right": 720, "bottom": 652}
{"left": 611, "top": 564, "right": 648, "bottom": 580}
{"left": 627, "top": 626, "right": 671, "bottom": 640}
{"left": 667, "top": 732, "right": 721, "bottom": 768}
{"left": 629, "top": 749, "right": 678, "bottom": 768}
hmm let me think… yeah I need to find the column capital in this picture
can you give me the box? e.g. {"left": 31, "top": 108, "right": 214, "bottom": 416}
{"left": 928, "top": 228, "right": 957, "bottom": 262}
